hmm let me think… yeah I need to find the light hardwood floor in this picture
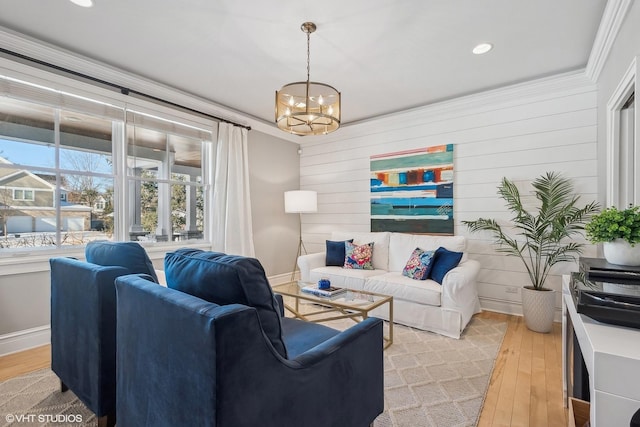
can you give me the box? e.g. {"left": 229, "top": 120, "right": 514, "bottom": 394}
{"left": 0, "top": 312, "right": 566, "bottom": 426}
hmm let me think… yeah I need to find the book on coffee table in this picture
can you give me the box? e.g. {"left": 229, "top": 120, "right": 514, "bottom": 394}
{"left": 300, "top": 285, "right": 347, "bottom": 298}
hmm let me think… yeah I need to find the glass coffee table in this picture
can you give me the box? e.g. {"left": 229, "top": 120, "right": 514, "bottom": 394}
{"left": 272, "top": 282, "right": 393, "bottom": 349}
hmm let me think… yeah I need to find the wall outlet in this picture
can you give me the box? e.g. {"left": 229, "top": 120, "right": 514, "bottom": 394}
{"left": 505, "top": 286, "right": 519, "bottom": 294}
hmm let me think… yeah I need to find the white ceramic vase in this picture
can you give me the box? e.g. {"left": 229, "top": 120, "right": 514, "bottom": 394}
{"left": 603, "top": 239, "right": 640, "bottom": 266}
{"left": 521, "top": 286, "right": 556, "bottom": 333}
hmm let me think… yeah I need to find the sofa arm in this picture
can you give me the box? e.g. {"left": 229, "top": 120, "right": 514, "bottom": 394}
{"left": 297, "top": 252, "right": 326, "bottom": 282}
{"left": 441, "top": 259, "right": 481, "bottom": 309}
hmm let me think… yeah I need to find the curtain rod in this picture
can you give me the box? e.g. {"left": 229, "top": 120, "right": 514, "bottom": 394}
{"left": 0, "top": 47, "right": 251, "bottom": 131}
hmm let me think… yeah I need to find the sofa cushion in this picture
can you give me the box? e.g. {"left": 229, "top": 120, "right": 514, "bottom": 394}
{"left": 388, "top": 234, "right": 466, "bottom": 272}
{"left": 364, "top": 272, "right": 442, "bottom": 307}
{"left": 85, "top": 240, "right": 158, "bottom": 283}
{"left": 326, "top": 239, "right": 353, "bottom": 266}
{"left": 280, "top": 318, "right": 340, "bottom": 359}
{"left": 344, "top": 241, "right": 374, "bottom": 270}
{"left": 164, "top": 248, "right": 287, "bottom": 358}
{"left": 331, "top": 232, "right": 390, "bottom": 271}
{"left": 309, "top": 266, "right": 387, "bottom": 291}
{"left": 429, "top": 247, "right": 463, "bottom": 284}
{"left": 402, "top": 248, "right": 435, "bottom": 280}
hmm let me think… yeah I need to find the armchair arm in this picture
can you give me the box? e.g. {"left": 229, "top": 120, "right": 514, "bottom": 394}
{"left": 297, "top": 252, "right": 326, "bottom": 282}
{"left": 441, "top": 258, "right": 481, "bottom": 309}
{"left": 50, "top": 257, "right": 128, "bottom": 417}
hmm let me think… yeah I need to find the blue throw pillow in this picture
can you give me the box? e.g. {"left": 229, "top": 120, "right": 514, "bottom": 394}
{"left": 325, "top": 239, "right": 353, "bottom": 266}
{"left": 429, "top": 247, "right": 463, "bottom": 284}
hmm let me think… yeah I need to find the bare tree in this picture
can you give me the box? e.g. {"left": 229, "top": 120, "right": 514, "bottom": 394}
{"left": 61, "top": 151, "right": 107, "bottom": 208}
{"left": 0, "top": 186, "right": 12, "bottom": 238}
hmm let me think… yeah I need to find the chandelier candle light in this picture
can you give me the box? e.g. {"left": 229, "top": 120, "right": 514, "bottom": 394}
{"left": 275, "top": 22, "right": 341, "bottom": 136}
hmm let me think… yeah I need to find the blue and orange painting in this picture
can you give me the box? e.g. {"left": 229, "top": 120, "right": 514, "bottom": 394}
{"left": 370, "top": 144, "right": 454, "bottom": 234}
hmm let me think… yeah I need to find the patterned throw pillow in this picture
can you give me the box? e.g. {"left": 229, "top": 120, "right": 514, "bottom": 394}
{"left": 402, "top": 247, "right": 435, "bottom": 280}
{"left": 344, "top": 241, "right": 374, "bottom": 270}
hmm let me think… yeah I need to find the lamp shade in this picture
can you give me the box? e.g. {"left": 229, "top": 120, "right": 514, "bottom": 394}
{"left": 285, "top": 190, "right": 317, "bottom": 213}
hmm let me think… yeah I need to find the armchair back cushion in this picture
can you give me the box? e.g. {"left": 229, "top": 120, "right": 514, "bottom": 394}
{"left": 164, "top": 248, "right": 287, "bottom": 358}
{"left": 85, "top": 240, "right": 158, "bottom": 283}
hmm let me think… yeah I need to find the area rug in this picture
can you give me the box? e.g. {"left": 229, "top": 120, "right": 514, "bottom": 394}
{"left": 0, "top": 316, "right": 506, "bottom": 427}
{"left": 370, "top": 316, "right": 507, "bottom": 427}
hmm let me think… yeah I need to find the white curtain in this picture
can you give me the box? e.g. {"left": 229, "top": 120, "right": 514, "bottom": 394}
{"left": 211, "top": 122, "right": 255, "bottom": 256}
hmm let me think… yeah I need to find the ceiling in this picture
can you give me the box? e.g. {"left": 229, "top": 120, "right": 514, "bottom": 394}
{"left": 0, "top": 0, "right": 608, "bottom": 128}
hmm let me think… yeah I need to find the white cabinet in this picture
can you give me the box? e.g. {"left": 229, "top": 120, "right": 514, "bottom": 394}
{"left": 562, "top": 275, "right": 640, "bottom": 426}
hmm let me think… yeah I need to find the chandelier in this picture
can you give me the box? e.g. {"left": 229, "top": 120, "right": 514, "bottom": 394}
{"left": 275, "top": 22, "right": 341, "bottom": 136}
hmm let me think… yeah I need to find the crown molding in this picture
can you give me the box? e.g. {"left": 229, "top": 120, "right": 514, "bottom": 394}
{"left": 0, "top": 26, "right": 299, "bottom": 142}
{"left": 306, "top": 69, "right": 596, "bottom": 145}
{"left": 585, "top": 0, "right": 633, "bottom": 82}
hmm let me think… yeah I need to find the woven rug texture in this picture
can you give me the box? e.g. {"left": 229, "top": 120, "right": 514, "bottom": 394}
{"left": 0, "top": 315, "right": 506, "bottom": 427}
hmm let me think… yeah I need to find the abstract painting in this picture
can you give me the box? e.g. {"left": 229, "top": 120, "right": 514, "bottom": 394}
{"left": 370, "top": 144, "right": 454, "bottom": 234}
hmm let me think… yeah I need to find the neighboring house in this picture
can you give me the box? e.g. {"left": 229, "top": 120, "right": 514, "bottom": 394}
{"left": 93, "top": 195, "right": 106, "bottom": 213}
{"left": 0, "top": 157, "right": 91, "bottom": 234}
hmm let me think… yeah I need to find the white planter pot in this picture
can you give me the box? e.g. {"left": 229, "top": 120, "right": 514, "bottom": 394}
{"left": 521, "top": 286, "right": 555, "bottom": 333}
{"left": 603, "top": 239, "right": 640, "bottom": 266}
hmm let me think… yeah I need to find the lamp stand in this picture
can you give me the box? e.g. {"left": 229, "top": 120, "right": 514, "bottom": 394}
{"left": 290, "top": 213, "right": 308, "bottom": 283}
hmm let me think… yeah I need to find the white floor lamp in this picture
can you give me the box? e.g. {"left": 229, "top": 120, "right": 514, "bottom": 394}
{"left": 285, "top": 190, "right": 317, "bottom": 283}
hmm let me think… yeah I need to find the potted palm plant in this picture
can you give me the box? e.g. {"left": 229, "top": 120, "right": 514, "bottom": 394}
{"left": 463, "top": 172, "right": 599, "bottom": 333}
{"left": 585, "top": 205, "right": 640, "bottom": 266}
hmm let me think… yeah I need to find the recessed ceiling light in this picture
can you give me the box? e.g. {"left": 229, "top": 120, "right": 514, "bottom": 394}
{"left": 472, "top": 43, "right": 493, "bottom": 55}
{"left": 70, "top": 0, "right": 94, "bottom": 7}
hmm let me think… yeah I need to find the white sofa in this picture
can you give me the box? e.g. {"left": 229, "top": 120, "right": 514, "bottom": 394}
{"left": 297, "top": 231, "right": 481, "bottom": 338}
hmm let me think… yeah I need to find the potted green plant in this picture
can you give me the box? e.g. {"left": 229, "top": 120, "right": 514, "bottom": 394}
{"left": 463, "top": 172, "right": 599, "bottom": 333}
{"left": 585, "top": 205, "right": 640, "bottom": 266}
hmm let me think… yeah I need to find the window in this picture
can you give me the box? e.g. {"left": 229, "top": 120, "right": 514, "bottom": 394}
{"left": 126, "top": 112, "right": 209, "bottom": 242}
{"left": 13, "top": 189, "right": 34, "bottom": 201}
{"left": 607, "top": 57, "right": 639, "bottom": 208}
{"left": 0, "top": 97, "right": 117, "bottom": 249}
{"left": 618, "top": 93, "right": 636, "bottom": 207}
{"left": 0, "top": 74, "right": 214, "bottom": 253}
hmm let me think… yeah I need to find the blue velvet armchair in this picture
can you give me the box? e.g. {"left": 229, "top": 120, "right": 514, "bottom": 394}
{"left": 114, "top": 248, "right": 384, "bottom": 427}
{"left": 49, "top": 241, "right": 158, "bottom": 427}
{"left": 49, "top": 258, "right": 127, "bottom": 427}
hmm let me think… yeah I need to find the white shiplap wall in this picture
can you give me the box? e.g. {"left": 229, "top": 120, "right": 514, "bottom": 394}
{"left": 298, "top": 70, "right": 599, "bottom": 317}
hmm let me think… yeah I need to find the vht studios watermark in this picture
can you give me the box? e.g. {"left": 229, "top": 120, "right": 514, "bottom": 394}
{"left": 5, "top": 413, "right": 83, "bottom": 424}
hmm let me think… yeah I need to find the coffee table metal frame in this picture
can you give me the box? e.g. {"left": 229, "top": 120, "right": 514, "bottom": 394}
{"left": 272, "top": 282, "right": 393, "bottom": 349}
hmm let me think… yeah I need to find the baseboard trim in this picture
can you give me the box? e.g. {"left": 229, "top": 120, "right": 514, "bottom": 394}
{"left": 268, "top": 272, "right": 297, "bottom": 286}
{"left": 480, "top": 298, "right": 562, "bottom": 323}
{"left": 0, "top": 325, "right": 50, "bottom": 357}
